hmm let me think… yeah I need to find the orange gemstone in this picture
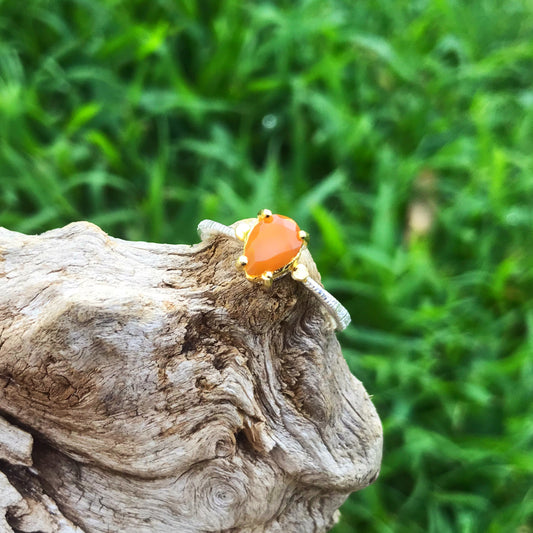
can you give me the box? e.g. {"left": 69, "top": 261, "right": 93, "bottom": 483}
{"left": 244, "top": 214, "right": 302, "bottom": 278}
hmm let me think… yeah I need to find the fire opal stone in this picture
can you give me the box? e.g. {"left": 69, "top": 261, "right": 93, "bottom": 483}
{"left": 244, "top": 214, "right": 303, "bottom": 278}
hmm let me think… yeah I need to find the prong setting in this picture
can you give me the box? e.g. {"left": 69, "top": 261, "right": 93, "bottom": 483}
{"left": 291, "top": 263, "right": 309, "bottom": 282}
{"left": 236, "top": 255, "right": 248, "bottom": 270}
{"left": 298, "top": 230, "right": 309, "bottom": 244}
{"left": 235, "top": 223, "right": 251, "bottom": 242}
{"left": 261, "top": 271, "right": 273, "bottom": 287}
{"left": 257, "top": 209, "right": 273, "bottom": 220}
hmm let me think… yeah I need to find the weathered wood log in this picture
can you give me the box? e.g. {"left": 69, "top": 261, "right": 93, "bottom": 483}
{"left": 0, "top": 222, "right": 382, "bottom": 533}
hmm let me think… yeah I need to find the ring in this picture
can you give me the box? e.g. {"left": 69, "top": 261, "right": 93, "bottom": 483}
{"left": 197, "top": 209, "right": 351, "bottom": 331}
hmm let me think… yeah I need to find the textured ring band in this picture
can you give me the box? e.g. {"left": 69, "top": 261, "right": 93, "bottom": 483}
{"left": 197, "top": 211, "right": 351, "bottom": 331}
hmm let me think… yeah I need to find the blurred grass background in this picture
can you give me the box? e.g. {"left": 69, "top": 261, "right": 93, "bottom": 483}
{"left": 1, "top": 0, "right": 532, "bottom": 531}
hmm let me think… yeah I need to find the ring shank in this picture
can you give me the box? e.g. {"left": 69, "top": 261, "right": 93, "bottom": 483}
{"left": 198, "top": 220, "right": 236, "bottom": 241}
{"left": 302, "top": 277, "right": 351, "bottom": 331}
{"left": 197, "top": 219, "right": 351, "bottom": 331}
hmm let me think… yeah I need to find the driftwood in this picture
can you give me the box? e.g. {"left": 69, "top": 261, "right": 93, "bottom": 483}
{"left": 0, "top": 222, "right": 382, "bottom": 533}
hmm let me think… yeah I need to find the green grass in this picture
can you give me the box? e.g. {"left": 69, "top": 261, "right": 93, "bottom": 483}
{"left": 1, "top": 1, "right": 533, "bottom": 531}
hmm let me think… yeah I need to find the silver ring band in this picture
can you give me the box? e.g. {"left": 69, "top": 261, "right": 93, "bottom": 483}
{"left": 198, "top": 220, "right": 237, "bottom": 241}
{"left": 198, "top": 219, "right": 351, "bottom": 331}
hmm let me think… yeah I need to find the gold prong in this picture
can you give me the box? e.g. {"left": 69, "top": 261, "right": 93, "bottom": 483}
{"left": 261, "top": 271, "right": 273, "bottom": 287}
{"left": 235, "top": 223, "right": 251, "bottom": 242}
{"left": 257, "top": 208, "right": 273, "bottom": 220}
{"left": 298, "top": 230, "right": 309, "bottom": 244}
{"left": 291, "top": 263, "right": 309, "bottom": 282}
{"left": 236, "top": 255, "right": 248, "bottom": 270}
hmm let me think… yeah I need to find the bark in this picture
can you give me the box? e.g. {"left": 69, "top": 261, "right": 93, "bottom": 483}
{"left": 0, "top": 222, "right": 382, "bottom": 533}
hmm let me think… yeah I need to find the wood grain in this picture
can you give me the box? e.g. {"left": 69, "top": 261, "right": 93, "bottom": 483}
{"left": 0, "top": 222, "right": 382, "bottom": 532}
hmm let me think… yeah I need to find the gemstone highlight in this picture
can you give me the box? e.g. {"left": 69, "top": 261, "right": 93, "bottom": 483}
{"left": 244, "top": 214, "right": 302, "bottom": 278}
